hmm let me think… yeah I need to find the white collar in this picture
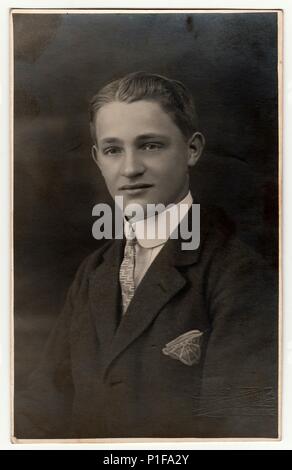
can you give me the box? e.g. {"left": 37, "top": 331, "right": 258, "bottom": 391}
{"left": 124, "top": 191, "right": 193, "bottom": 248}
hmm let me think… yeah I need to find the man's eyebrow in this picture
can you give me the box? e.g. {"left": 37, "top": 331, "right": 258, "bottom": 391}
{"left": 135, "top": 133, "right": 169, "bottom": 141}
{"left": 100, "top": 134, "right": 169, "bottom": 144}
{"left": 100, "top": 137, "right": 122, "bottom": 144}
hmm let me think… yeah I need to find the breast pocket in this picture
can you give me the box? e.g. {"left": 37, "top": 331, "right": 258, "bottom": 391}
{"left": 162, "top": 329, "right": 205, "bottom": 366}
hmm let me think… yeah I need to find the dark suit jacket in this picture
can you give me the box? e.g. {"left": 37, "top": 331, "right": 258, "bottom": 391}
{"left": 14, "top": 207, "right": 278, "bottom": 439}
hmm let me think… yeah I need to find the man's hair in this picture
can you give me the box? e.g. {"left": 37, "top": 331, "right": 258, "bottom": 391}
{"left": 89, "top": 71, "right": 198, "bottom": 142}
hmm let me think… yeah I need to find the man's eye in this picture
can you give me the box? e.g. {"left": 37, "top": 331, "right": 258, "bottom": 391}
{"left": 103, "top": 147, "right": 121, "bottom": 155}
{"left": 142, "top": 142, "right": 163, "bottom": 151}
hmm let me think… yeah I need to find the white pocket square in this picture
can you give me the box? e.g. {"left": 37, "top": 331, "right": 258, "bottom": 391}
{"left": 162, "top": 329, "right": 203, "bottom": 366}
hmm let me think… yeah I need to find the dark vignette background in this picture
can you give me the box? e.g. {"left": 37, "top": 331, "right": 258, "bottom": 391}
{"left": 13, "top": 12, "right": 279, "bottom": 392}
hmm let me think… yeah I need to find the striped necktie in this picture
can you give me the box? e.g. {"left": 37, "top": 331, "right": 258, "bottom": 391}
{"left": 119, "top": 229, "right": 137, "bottom": 315}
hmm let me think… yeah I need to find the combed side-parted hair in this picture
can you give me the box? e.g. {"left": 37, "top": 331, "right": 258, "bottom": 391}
{"left": 89, "top": 71, "right": 198, "bottom": 142}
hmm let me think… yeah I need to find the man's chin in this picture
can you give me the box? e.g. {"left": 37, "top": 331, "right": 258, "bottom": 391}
{"left": 124, "top": 200, "right": 171, "bottom": 221}
{"left": 113, "top": 193, "right": 169, "bottom": 219}
{"left": 123, "top": 200, "right": 149, "bottom": 221}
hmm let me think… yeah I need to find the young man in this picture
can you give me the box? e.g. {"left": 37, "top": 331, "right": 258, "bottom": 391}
{"left": 15, "top": 72, "right": 278, "bottom": 439}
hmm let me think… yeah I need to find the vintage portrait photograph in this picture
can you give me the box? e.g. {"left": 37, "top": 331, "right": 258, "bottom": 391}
{"left": 12, "top": 9, "right": 281, "bottom": 441}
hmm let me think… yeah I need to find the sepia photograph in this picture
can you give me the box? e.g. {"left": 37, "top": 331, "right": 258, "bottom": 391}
{"left": 12, "top": 9, "right": 281, "bottom": 441}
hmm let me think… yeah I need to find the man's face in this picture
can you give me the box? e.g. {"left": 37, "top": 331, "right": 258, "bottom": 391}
{"left": 93, "top": 100, "right": 201, "bottom": 214}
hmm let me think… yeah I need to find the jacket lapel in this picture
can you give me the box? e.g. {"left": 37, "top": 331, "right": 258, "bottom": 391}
{"left": 88, "top": 239, "right": 125, "bottom": 353}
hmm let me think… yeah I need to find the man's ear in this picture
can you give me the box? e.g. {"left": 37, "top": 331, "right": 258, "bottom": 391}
{"left": 91, "top": 144, "right": 100, "bottom": 167}
{"left": 187, "top": 132, "right": 205, "bottom": 167}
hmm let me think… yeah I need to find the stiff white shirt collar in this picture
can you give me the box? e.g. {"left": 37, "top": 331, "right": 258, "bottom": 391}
{"left": 124, "top": 191, "right": 193, "bottom": 249}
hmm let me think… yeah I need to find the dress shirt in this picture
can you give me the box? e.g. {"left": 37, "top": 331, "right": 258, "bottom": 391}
{"left": 123, "top": 191, "right": 193, "bottom": 287}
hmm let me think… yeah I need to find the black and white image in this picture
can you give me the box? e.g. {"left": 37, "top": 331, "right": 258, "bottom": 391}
{"left": 13, "top": 10, "right": 281, "bottom": 440}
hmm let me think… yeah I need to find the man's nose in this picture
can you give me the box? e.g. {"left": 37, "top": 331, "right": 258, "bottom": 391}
{"left": 121, "top": 148, "right": 145, "bottom": 178}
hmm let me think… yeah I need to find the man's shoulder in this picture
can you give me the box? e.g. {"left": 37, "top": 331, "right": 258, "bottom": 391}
{"left": 68, "top": 239, "right": 118, "bottom": 296}
{"left": 199, "top": 204, "right": 270, "bottom": 271}
{"left": 78, "top": 239, "right": 118, "bottom": 274}
{"left": 200, "top": 204, "right": 236, "bottom": 243}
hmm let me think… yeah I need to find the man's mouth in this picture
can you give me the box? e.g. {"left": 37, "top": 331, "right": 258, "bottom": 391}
{"left": 119, "top": 183, "right": 153, "bottom": 190}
